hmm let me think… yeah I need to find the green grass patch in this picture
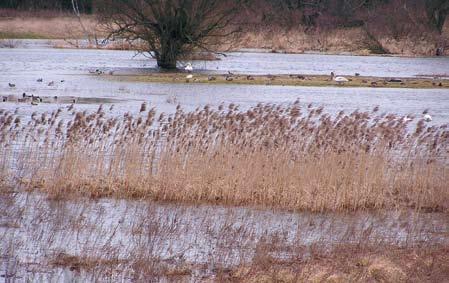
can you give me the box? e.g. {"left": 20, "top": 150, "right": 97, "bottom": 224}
{"left": 0, "top": 31, "right": 50, "bottom": 39}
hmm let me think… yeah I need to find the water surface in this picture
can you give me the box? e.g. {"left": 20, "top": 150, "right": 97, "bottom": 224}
{"left": 1, "top": 48, "right": 448, "bottom": 124}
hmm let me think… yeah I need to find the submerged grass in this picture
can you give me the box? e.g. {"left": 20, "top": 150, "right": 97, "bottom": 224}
{"left": 44, "top": 245, "right": 449, "bottom": 282}
{"left": 0, "top": 102, "right": 448, "bottom": 212}
{"left": 221, "top": 245, "right": 449, "bottom": 283}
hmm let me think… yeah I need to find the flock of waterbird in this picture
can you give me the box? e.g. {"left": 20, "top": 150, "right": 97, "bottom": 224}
{"left": 2, "top": 78, "right": 76, "bottom": 105}
{"left": 183, "top": 64, "right": 433, "bottom": 122}
{"left": 1, "top": 63, "right": 434, "bottom": 122}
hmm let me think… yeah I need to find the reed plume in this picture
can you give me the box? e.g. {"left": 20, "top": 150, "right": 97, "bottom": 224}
{"left": 1, "top": 102, "right": 448, "bottom": 212}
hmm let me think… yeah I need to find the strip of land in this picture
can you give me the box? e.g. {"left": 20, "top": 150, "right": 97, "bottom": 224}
{"left": 107, "top": 73, "right": 448, "bottom": 89}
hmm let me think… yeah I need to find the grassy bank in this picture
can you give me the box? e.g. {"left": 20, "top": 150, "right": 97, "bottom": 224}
{"left": 1, "top": 103, "right": 448, "bottom": 212}
{"left": 0, "top": 31, "right": 49, "bottom": 39}
{"left": 109, "top": 73, "right": 449, "bottom": 89}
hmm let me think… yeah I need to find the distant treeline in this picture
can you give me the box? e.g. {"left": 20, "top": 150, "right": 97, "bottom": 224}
{"left": 257, "top": 0, "right": 449, "bottom": 32}
{"left": 0, "top": 0, "right": 93, "bottom": 13}
{"left": 1, "top": 0, "right": 447, "bottom": 31}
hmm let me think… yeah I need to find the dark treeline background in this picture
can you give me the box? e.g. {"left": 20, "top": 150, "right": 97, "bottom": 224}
{"left": 0, "top": 0, "right": 93, "bottom": 13}
{"left": 0, "top": 0, "right": 448, "bottom": 32}
{"left": 254, "top": 0, "right": 449, "bottom": 33}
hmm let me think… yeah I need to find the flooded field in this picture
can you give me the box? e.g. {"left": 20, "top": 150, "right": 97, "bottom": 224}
{"left": 2, "top": 43, "right": 449, "bottom": 77}
{"left": 1, "top": 48, "right": 449, "bottom": 123}
{"left": 1, "top": 192, "right": 449, "bottom": 281}
{"left": 1, "top": 46, "right": 449, "bottom": 281}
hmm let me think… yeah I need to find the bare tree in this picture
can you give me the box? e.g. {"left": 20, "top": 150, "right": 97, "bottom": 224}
{"left": 71, "top": 0, "right": 91, "bottom": 42}
{"left": 97, "top": 0, "right": 244, "bottom": 69}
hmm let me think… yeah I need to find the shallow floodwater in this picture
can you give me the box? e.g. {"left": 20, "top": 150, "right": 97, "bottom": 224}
{"left": 3, "top": 43, "right": 449, "bottom": 77}
{"left": 1, "top": 46, "right": 449, "bottom": 281}
{"left": 1, "top": 192, "right": 449, "bottom": 281}
{"left": 1, "top": 47, "right": 449, "bottom": 125}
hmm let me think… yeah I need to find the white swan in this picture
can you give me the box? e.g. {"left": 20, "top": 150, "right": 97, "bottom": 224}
{"left": 334, "top": 76, "right": 349, "bottom": 84}
{"left": 331, "top": 72, "right": 349, "bottom": 84}
{"left": 185, "top": 63, "right": 193, "bottom": 73}
{"left": 423, "top": 114, "right": 432, "bottom": 122}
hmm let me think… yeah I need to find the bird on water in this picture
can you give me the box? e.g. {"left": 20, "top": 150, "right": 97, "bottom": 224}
{"left": 423, "top": 114, "right": 432, "bottom": 122}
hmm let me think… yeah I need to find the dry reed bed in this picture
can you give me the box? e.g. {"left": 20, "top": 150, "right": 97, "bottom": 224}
{"left": 0, "top": 102, "right": 448, "bottom": 212}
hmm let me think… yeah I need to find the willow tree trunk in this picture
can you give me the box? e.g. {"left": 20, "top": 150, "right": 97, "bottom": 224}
{"left": 156, "top": 37, "right": 181, "bottom": 69}
{"left": 156, "top": 53, "right": 177, "bottom": 69}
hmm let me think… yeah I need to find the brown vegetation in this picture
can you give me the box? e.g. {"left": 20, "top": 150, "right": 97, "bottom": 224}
{"left": 50, "top": 252, "right": 126, "bottom": 273}
{"left": 220, "top": 245, "right": 449, "bottom": 283}
{"left": 50, "top": 252, "right": 193, "bottom": 280}
{"left": 1, "top": 4, "right": 448, "bottom": 55}
{"left": 2, "top": 178, "right": 448, "bottom": 281}
{"left": 45, "top": 246, "right": 449, "bottom": 282}
{"left": 0, "top": 10, "right": 102, "bottom": 40}
{"left": 240, "top": 0, "right": 449, "bottom": 56}
{"left": 1, "top": 103, "right": 448, "bottom": 212}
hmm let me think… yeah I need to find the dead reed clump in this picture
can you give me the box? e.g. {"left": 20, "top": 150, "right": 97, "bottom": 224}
{"left": 1, "top": 103, "right": 448, "bottom": 212}
{"left": 50, "top": 252, "right": 126, "bottom": 273}
{"left": 224, "top": 245, "right": 449, "bottom": 283}
{"left": 48, "top": 252, "right": 194, "bottom": 281}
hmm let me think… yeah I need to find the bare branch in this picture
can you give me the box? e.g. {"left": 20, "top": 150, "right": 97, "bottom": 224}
{"left": 97, "top": 0, "right": 243, "bottom": 69}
